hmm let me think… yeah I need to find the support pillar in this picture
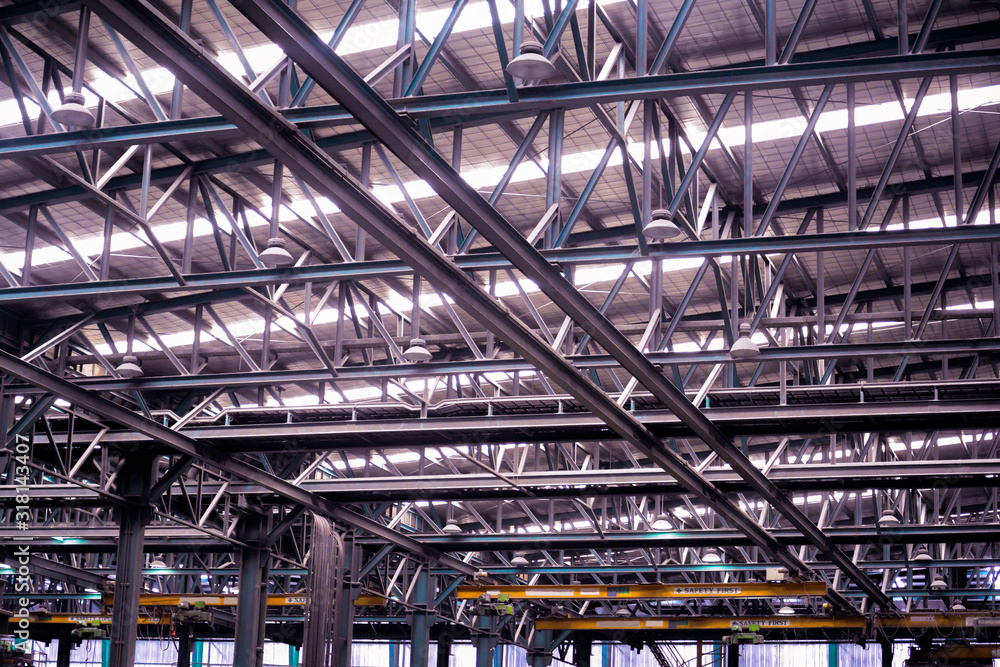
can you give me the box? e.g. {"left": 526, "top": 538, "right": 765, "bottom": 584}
{"left": 475, "top": 615, "right": 493, "bottom": 667}
{"left": 880, "top": 640, "right": 893, "bottom": 667}
{"left": 57, "top": 637, "right": 74, "bottom": 667}
{"left": 530, "top": 629, "right": 551, "bottom": 667}
{"left": 336, "top": 531, "right": 358, "bottom": 666}
{"left": 233, "top": 510, "right": 269, "bottom": 667}
{"left": 177, "top": 626, "right": 192, "bottom": 667}
{"left": 409, "top": 567, "right": 432, "bottom": 667}
{"left": 727, "top": 644, "right": 740, "bottom": 667}
{"left": 828, "top": 643, "right": 838, "bottom": 667}
{"left": 573, "top": 636, "right": 591, "bottom": 667}
{"left": 108, "top": 453, "right": 155, "bottom": 667}
{"left": 193, "top": 640, "right": 205, "bottom": 667}
{"left": 436, "top": 632, "right": 453, "bottom": 667}
{"left": 289, "top": 646, "right": 299, "bottom": 666}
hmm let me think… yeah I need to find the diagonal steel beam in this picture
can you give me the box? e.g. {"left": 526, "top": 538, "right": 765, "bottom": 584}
{"left": 231, "top": 0, "right": 896, "bottom": 609}
{"left": 81, "top": 0, "right": 862, "bottom": 607}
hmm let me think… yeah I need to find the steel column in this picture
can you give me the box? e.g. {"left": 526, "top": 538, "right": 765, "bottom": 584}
{"left": 409, "top": 567, "right": 431, "bottom": 667}
{"left": 177, "top": 627, "right": 192, "bottom": 667}
{"left": 108, "top": 453, "right": 155, "bottom": 667}
{"left": 476, "top": 615, "right": 493, "bottom": 667}
{"left": 57, "top": 637, "right": 74, "bottom": 667}
{"left": 233, "top": 510, "right": 268, "bottom": 667}
{"left": 337, "top": 532, "right": 358, "bottom": 667}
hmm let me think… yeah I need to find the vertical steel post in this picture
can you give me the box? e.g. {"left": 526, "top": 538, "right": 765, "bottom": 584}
{"left": 880, "top": 641, "right": 893, "bottom": 667}
{"left": 727, "top": 644, "right": 739, "bottom": 667}
{"left": 897, "top": 0, "right": 908, "bottom": 55}
{"left": 847, "top": 83, "right": 857, "bottom": 231}
{"left": 57, "top": 637, "right": 73, "bottom": 667}
{"left": 476, "top": 615, "right": 493, "bottom": 667}
{"left": 410, "top": 567, "right": 431, "bottom": 667}
{"left": 530, "top": 629, "right": 551, "bottom": 667}
{"left": 436, "top": 631, "right": 453, "bottom": 667}
{"left": 765, "top": 0, "right": 777, "bottom": 65}
{"left": 108, "top": 453, "right": 155, "bottom": 667}
{"left": 336, "top": 531, "right": 359, "bottom": 666}
{"left": 951, "top": 74, "right": 962, "bottom": 223}
{"left": 546, "top": 110, "right": 564, "bottom": 248}
{"left": 233, "top": 510, "right": 268, "bottom": 667}
{"left": 177, "top": 627, "right": 192, "bottom": 667}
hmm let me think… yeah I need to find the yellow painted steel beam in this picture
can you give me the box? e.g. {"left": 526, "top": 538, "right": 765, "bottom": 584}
{"left": 535, "top": 612, "right": 994, "bottom": 631}
{"left": 32, "top": 614, "right": 170, "bottom": 625}
{"left": 98, "top": 593, "right": 386, "bottom": 607}
{"left": 457, "top": 582, "right": 828, "bottom": 600}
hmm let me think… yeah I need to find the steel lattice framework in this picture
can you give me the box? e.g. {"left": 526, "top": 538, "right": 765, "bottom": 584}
{"left": 0, "top": 0, "right": 998, "bottom": 664}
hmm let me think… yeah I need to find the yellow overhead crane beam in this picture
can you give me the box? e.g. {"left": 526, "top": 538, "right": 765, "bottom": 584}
{"left": 98, "top": 593, "right": 386, "bottom": 608}
{"left": 457, "top": 582, "right": 828, "bottom": 600}
{"left": 536, "top": 611, "right": 998, "bottom": 631}
{"left": 31, "top": 614, "right": 170, "bottom": 626}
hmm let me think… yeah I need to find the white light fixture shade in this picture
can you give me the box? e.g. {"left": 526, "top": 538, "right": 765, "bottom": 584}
{"left": 778, "top": 605, "right": 795, "bottom": 615}
{"left": 506, "top": 41, "right": 557, "bottom": 81}
{"left": 615, "top": 607, "right": 631, "bottom": 616}
{"left": 259, "top": 237, "right": 295, "bottom": 266}
{"left": 511, "top": 553, "right": 530, "bottom": 567}
{"left": 149, "top": 556, "right": 168, "bottom": 569}
{"left": 950, "top": 603, "right": 966, "bottom": 612}
{"left": 730, "top": 322, "right": 760, "bottom": 359}
{"left": 51, "top": 92, "right": 95, "bottom": 128}
{"left": 116, "top": 354, "right": 143, "bottom": 378}
{"left": 912, "top": 546, "right": 933, "bottom": 563}
{"left": 442, "top": 519, "right": 462, "bottom": 534}
{"left": 878, "top": 508, "right": 900, "bottom": 527}
{"left": 702, "top": 547, "right": 722, "bottom": 563}
{"left": 403, "top": 338, "right": 433, "bottom": 363}
{"left": 643, "top": 209, "right": 683, "bottom": 241}
{"left": 651, "top": 513, "right": 672, "bottom": 530}
{"left": 930, "top": 577, "right": 948, "bottom": 591}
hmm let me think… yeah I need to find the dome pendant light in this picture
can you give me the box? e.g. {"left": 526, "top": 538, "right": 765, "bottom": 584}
{"left": 52, "top": 92, "right": 95, "bottom": 128}
{"left": 259, "top": 237, "right": 295, "bottom": 266}
{"left": 116, "top": 354, "right": 143, "bottom": 378}
{"left": 878, "top": 508, "right": 901, "bottom": 527}
{"left": 651, "top": 513, "right": 672, "bottom": 531}
{"left": 506, "top": 41, "right": 557, "bottom": 81}
{"left": 403, "top": 338, "right": 432, "bottom": 363}
{"left": 511, "top": 552, "right": 529, "bottom": 567}
{"left": 778, "top": 604, "right": 795, "bottom": 615}
{"left": 730, "top": 322, "right": 760, "bottom": 359}
{"left": 702, "top": 547, "right": 722, "bottom": 564}
{"left": 643, "top": 209, "right": 683, "bottom": 241}
{"left": 930, "top": 576, "right": 948, "bottom": 591}
{"left": 912, "top": 546, "right": 933, "bottom": 563}
{"left": 442, "top": 518, "right": 462, "bottom": 534}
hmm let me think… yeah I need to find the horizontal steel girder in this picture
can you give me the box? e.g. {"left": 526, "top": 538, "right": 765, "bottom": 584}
{"left": 389, "top": 523, "right": 1000, "bottom": 550}
{"left": 1, "top": 223, "right": 998, "bottom": 304}
{"left": 7, "top": 523, "right": 996, "bottom": 551}
{"left": 29, "top": 340, "right": 1000, "bottom": 393}
{"left": 7, "top": 458, "right": 996, "bottom": 506}
{"left": 85, "top": 0, "right": 839, "bottom": 602}
{"left": 28, "top": 397, "right": 1000, "bottom": 449}
{"left": 0, "top": 47, "right": 997, "bottom": 163}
